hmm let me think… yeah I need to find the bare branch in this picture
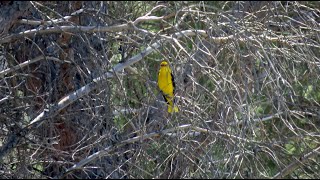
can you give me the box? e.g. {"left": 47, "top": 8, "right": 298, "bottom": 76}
{"left": 273, "top": 146, "right": 320, "bottom": 179}
{"left": 55, "top": 123, "right": 257, "bottom": 178}
{"left": 17, "top": 8, "right": 85, "bottom": 26}
{"left": 0, "top": 12, "right": 175, "bottom": 45}
{"left": 0, "top": 56, "right": 71, "bottom": 78}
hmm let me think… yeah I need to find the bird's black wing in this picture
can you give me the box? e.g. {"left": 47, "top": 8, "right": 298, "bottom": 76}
{"left": 171, "top": 71, "right": 176, "bottom": 103}
{"left": 162, "top": 93, "right": 170, "bottom": 105}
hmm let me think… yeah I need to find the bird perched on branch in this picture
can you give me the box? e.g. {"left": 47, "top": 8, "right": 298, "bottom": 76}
{"left": 157, "top": 60, "right": 179, "bottom": 113}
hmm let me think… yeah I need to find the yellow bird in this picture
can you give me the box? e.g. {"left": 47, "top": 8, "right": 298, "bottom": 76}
{"left": 157, "top": 60, "right": 179, "bottom": 113}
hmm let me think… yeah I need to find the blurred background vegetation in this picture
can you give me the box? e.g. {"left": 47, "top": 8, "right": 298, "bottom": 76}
{"left": 0, "top": 1, "right": 319, "bottom": 178}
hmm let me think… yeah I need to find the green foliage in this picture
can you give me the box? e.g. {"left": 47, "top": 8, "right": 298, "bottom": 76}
{"left": 285, "top": 141, "right": 297, "bottom": 155}
{"left": 252, "top": 96, "right": 272, "bottom": 117}
{"left": 124, "top": 74, "right": 148, "bottom": 107}
{"left": 110, "top": 54, "right": 122, "bottom": 64}
{"left": 266, "top": 158, "right": 278, "bottom": 176}
{"left": 199, "top": 74, "right": 215, "bottom": 91}
{"left": 293, "top": 77, "right": 320, "bottom": 102}
{"left": 113, "top": 114, "right": 127, "bottom": 132}
{"left": 303, "top": 85, "right": 320, "bottom": 101}
{"left": 1, "top": 0, "right": 319, "bottom": 179}
{"left": 32, "top": 163, "right": 44, "bottom": 175}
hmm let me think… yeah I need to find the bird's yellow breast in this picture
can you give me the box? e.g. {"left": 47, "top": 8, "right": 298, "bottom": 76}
{"left": 158, "top": 64, "right": 174, "bottom": 96}
{"left": 157, "top": 60, "right": 178, "bottom": 113}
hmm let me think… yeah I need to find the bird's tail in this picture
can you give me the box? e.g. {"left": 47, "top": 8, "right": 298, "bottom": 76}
{"left": 168, "top": 101, "right": 179, "bottom": 113}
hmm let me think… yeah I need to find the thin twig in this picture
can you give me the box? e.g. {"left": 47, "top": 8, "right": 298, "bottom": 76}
{"left": 55, "top": 123, "right": 258, "bottom": 178}
{"left": 273, "top": 146, "right": 320, "bottom": 179}
{"left": 0, "top": 13, "right": 175, "bottom": 45}
{"left": 17, "top": 8, "right": 85, "bottom": 26}
{"left": 55, "top": 124, "right": 193, "bottom": 179}
{"left": 0, "top": 29, "right": 222, "bottom": 160}
{"left": 0, "top": 56, "right": 71, "bottom": 78}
